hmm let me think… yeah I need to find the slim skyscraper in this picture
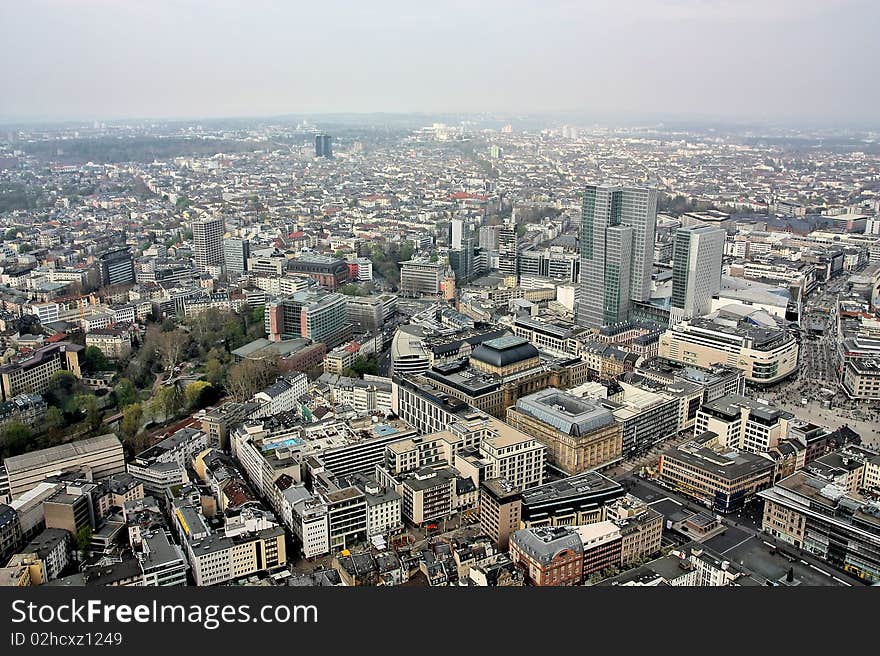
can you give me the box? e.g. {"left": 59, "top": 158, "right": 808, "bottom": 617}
{"left": 192, "top": 217, "right": 225, "bottom": 272}
{"left": 450, "top": 217, "right": 465, "bottom": 250}
{"left": 450, "top": 222, "right": 476, "bottom": 282}
{"left": 223, "top": 237, "right": 250, "bottom": 279}
{"left": 670, "top": 224, "right": 725, "bottom": 323}
{"left": 577, "top": 185, "right": 657, "bottom": 328}
{"left": 315, "top": 133, "right": 333, "bottom": 158}
{"left": 498, "top": 212, "right": 518, "bottom": 280}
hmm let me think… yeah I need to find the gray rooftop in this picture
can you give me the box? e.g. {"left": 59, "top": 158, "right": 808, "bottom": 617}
{"left": 4, "top": 434, "right": 122, "bottom": 474}
{"left": 664, "top": 433, "right": 776, "bottom": 481}
{"left": 510, "top": 526, "right": 583, "bottom": 566}
{"left": 514, "top": 388, "right": 615, "bottom": 437}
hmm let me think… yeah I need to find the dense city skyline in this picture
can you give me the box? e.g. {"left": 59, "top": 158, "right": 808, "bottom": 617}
{"left": 1, "top": 1, "right": 879, "bottom": 126}
{"left": 1, "top": 1, "right": 880, "bottom": 600}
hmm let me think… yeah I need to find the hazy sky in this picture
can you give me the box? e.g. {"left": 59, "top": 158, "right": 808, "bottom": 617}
{"left": 1, "top": 0, "right": 877, "bottom": 125}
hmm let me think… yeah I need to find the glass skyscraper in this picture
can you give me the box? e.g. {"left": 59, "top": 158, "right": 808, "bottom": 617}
{"left": 577, "top": 185, "right": 657, "bottom": 328}
{"left": 670, "top": 224, "right": 725, "bottom": 323}
{"left": 315, "top": 133, "right": 333, "bottom": 158}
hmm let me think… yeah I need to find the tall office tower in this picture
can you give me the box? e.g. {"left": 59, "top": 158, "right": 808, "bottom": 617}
{"left": 98, "top": 247, "right": 135, "bottom": 287}
{"left": 498, "top": 213, "right": 518, "bottom": 280}
{"left": 479, "top": 224, "right": 501, "bottom": 252}
{"left": 315, "top": 133, "right": 333, "bottom": 158}
{"left": 450, "top": 221, "right": 476, "bottom": 282}
{"left": 670, "top": 225, "right": 725, "bottom": 323}
{"left": 450, "top": 244, "right": 475, "bottom": 284}
{"left": 223, "top": 237, "right": 250, "bottom": 279}
{"left": 192, "top": 217, "right": 225, "bottom": 272}
{"left": 576, "top": 185, "right": 657, "bottom": 328}
{"left": 450, "top": 217, "right": 465, "bottom": 250}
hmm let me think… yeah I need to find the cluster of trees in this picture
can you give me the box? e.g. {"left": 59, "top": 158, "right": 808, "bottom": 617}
{"left": 657, "top": 193, "right": 715, "bottom": 216}
{"left": 363, "top": 241, "right": 415, "bottom": 287}
{"left": 43, "top": 371, "right": 102, "bottom": 429}
{"left": 224, "top": 357, "right": 280, "bottom": 402}
{"left": 0, "top": 370, "right": 112, "bottom": 457}
{"left": 23, "top": 137, "right": 270, "bottom": 165}
{"left": 118, "top": 379, "right": 219, "bottom": 455}
{"left": 339, "top": 283, "right": 367, "bottom": 296}
{"left": 111, "top": 308, "right": 266, "bottom": 454}
{"left": 3, "top": 306, "right": 272, "bottom": 459}
{"left": 186, "top": 306, "right": 266, "bottom": 387}
{"left": 515, "top": 205, "right": 561, "bottom": 224}
{"left": 118, "top": 307, "right": 261, "bottom": 391}
{"left": 0, "top": 183, "right": 42, "bottom": 212}
{"left": 81, "top": 345, "right": 112, "bottom": 373}
{"left": 0, "top": 423, "right": 33, "bottom": 458}
{"left": 342, "top": 355, "right": 379, "bottom": 378}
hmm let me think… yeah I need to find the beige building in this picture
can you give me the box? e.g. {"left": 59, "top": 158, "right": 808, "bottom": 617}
{"left": 0, "top": 342, "right": 83, "bottom": 402}
{"left": 1, "top": 552, "right": 45, "bottom": 586}
{"left": 1, "top": 434, "right": 125, "bottom": 500}
{"left": 658, "top": 431, "right": 776, "bottom": 513}
{"left": 85, "top": 328, "right": 133, "bottom": 360}
{"left": 606, "top": 496, "right": 664, "bottom": 566}
{"left": 694, "top": 394, "right": 792, "bottom": 454}
{"left": 476, "top": 419, "right": 546, "bottom": 491}
{"left": 43, "top": 488, "right": 93, "bottom": 537}
{"left": 506, "top": 389, "right": 622, "bottom": 475}
{"left": 323, "top": 347, "right": 355, "bottom": 375}
{"left": 186, "top": 524, "right": 286, "bottom": 586}
{"left": 480, "top": 478, "right": 522, "bottom": 549}
{"left": 398, "top": 466, "right": 457, "bottom": 526}
{"left": 384, "top": 432, "right": 462, "bottom": 476}
{"left": 659, "top": 315, "right": 798, "bottom": 385}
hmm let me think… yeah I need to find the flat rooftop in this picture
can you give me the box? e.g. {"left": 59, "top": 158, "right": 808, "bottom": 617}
{"left": 4, "top": 434, "right": 121, "bottom": 474}
{"left": 664, "top": 435, "right": 776, "bottom": 480}
{"left": 521, "top": 471, "right": 624, "bottom": 509}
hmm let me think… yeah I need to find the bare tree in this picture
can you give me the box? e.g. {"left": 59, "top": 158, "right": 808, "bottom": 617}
{"left": 155, "top": 328, "right": 190, "bottom": 377}
{"left": 225, "top": 357, "right": 279, "bottom": 402}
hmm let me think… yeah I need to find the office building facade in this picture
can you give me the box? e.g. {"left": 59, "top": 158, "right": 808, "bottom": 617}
{"left": 192, "top": 217, "right": 225, "bottom": 272}
{"left": 577, "top": 185, "right": 658, "bottom": 328}
{"left": 98, "top": 248, "right": 135, "bottom": 287}
{"left": 671, "top": 225, "right": 725, "bottom": 322}
{"left": 400, "top": 260, "right": 443, "bottom": 297}
{"left": 223, "top": 237, "right": 250, "bottom": 278}
{"left": 498, "top": 217, "right": 518, "bottom": 279}
{"left": 315, "top": 133, "right": 333, "bottom": 158}
{"left": 266, "top": 290, "right": 351, "bottom": 347}
{"left": 760, "top": 471, "right": 880, "bottom": 583}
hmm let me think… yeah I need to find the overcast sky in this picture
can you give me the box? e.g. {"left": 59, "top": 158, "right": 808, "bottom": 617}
{"left": 1, "top": 0, "right": 877, "bottom": 125}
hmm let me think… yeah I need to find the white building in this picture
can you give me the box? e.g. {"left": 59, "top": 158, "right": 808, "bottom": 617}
{"left": 192, "top": 217, "right": 225, "bottom": 272}
{"left": 252, "top": 372, "right": 308, "bottom": 417}
{"left": 282, "top": 485, "right": 330, "bottom": 559}
{"left": 670, "top": 225, "right": 725, "bottom": 323}
{"left": 363, "top": 480, "right": 403, "bottom": 537}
